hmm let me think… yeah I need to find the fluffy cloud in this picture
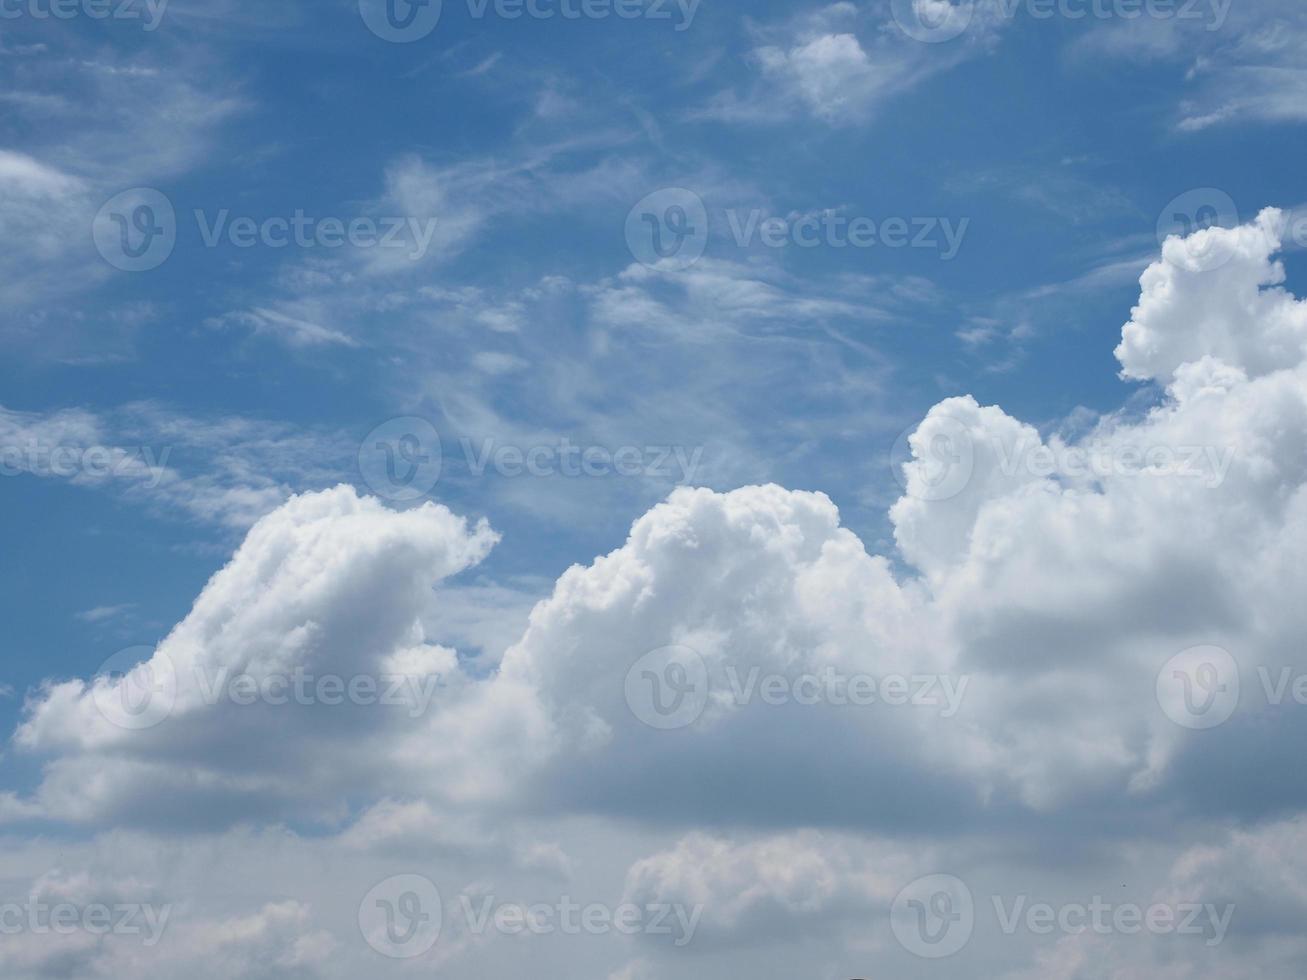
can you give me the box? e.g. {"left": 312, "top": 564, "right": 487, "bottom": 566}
{"left": 15, "top": 486, "right": 497, "bottom": 826}
{"left": 0, "top": 855, "right": 334, "bottom": 980}
{"left": 16, "top": 212, "right": 1307, "bottom": 832}
{"left": 1117, "top": 209, "right": 1307, "bottom": 381}
{"left": 8, "top": 211, "right": 1307, "bottom": 975}
{"left": 621, "top": 831, "right": 905, "bottom": 947}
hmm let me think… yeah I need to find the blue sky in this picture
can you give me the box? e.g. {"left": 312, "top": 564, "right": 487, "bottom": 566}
{"left": 3, "top": 1, "right": 1307, "bottom": 977}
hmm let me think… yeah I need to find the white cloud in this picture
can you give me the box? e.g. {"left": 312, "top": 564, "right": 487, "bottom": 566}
{"left": 0, "top": 402, "right": 355, "bottom": 529}
{"left": 8, "top": 211, "right": 1307, "bottom": 975}
{"left": 0, "top": 34, "right": 243, "bottom": 359}
{"left": 17, "top": 213, "right": 1307, "bottom": 831}
{"left": 694, "top": 2, "right": 1000, "bottom": 125}
{"left": 753, "top": 33, "right": 897, "bottom": 123}
{"left": 1117, "top": 208, "right": 1307, "bottom": 381}
{"left": 1072, "top": 0, "right": 1307, "bottom": 132}
{"left": 621, "top": 831, "right": 905, "bottom": 947}
{"left": 15, "top": 486, "right": 497, "bottom": 825}
{"left": 206, "top": 307, "right": 361, "bottom": 349}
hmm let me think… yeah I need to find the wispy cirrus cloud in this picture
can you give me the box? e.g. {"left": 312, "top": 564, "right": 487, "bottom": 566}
{"left": 691, "top": 2, "right": 1001, "bottom": 126}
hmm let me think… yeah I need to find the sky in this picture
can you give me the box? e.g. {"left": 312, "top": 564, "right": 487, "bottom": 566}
{"left": 2, "top": 0, "right": 1307, "bottom": 977}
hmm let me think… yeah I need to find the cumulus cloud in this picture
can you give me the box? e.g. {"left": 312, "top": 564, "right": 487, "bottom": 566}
{"left": 621, "top": 831, "right": 905, "bottom": 948}
{"left": 8, "top": 211, "right": 1307, "bottom": 975}
{"left": 15, "top": 212, "right": 1307, "bottom": 832}
{"left": 15, "top": 486, "right": 497, "bottom": 827}
{"left": 0, "top": 856, "right": 334, "bottom": 980}
{"left": 1117, "top": 208, "right": 1307, "bottom": 381}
